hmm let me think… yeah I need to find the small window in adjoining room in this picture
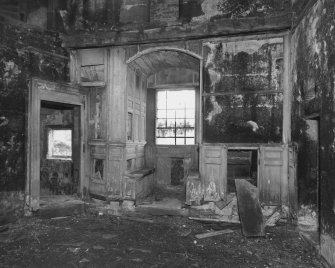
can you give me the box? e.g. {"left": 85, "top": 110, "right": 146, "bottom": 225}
{"left": 127, "top": 112, "right": 133, "bottom": 141}
{"left": 47, "top": 128, "right": 72, "bottom": 160}
{"left": 156, "top": 89, "right": 195, "bottom": 145}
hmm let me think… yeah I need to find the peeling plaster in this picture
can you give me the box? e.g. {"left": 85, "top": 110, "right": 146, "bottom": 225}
{"left": 123, "top": 4, "right": 147, "bottom": 11}
{"left": 191, "top": 0, "right": 221, "bottom": 22}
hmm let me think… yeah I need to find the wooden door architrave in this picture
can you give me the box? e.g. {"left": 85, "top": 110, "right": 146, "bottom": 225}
{"left": 25, "top": 78, "right": 87, "bottom": 213}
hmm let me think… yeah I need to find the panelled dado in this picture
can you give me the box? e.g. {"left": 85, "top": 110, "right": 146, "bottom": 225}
{"left": 69, "top": 32, "right": 295, "bottom": 207}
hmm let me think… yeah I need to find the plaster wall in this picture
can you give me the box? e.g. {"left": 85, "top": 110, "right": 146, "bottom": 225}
{"left": 291, "top": 0, "right": 335, "bottom": 265}
{"left": 0, "top": 20, "right": 68, "bottom": 218}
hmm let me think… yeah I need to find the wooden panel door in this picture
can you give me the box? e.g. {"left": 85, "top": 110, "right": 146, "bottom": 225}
{"left": 259, "top": 146, "right": 284, "bottom": 205}
{"left": 288, "top": 145, "right": 298, "bottom": 214}
{"left": 200, "top": 145, "right": 227, "bottom": 201}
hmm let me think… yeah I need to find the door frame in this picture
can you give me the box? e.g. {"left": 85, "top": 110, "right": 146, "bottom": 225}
{"left": 25, "top": 78, "right": 87, "bottom": 212}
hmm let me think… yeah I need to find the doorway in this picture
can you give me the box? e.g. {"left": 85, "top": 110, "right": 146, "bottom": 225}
{"left": 299, "top": 117, "right": 320, "bottom": 244}
{"left": 39, "top": 101, "right": 83, "bottom": 209}
{"left": 227, "top": 149, "right": 258, "bottom": 193}
{"left": 25, "top": 78, "right": 87, "bottom": 213}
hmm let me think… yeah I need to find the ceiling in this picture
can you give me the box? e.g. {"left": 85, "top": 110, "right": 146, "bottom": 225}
{"left": 127, "top": 49, "right": 201, "bottom": 76}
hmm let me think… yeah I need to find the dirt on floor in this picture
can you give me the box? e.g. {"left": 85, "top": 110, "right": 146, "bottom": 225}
{"left": 0, "top": 211, "right": 324, "bottom": 268}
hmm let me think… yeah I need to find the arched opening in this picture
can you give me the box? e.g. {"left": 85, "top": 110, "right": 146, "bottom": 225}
{"left": 125, "top": 47, "right": 202, "bottom": 208}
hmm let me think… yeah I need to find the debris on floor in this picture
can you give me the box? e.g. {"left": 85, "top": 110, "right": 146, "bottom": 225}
{"left": 298, "top": 205, "right": 318, "bottom": 231}
{"left": 0, "top": 214, "right": 323, "bottom": 267}
{"left": 189, "top": 217, "right": 240, "bottom": 224}
{"left": 265, "top": 207, "right": 284, "bottom": 227}
{"left": 195, "top": 229, "right": 234, "bottom": 239}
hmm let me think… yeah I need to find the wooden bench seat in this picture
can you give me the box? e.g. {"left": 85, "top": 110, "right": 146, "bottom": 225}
{"left": 122, "top": 168, "right": 155, "bottom": 203}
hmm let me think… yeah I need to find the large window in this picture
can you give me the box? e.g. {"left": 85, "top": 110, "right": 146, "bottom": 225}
{"left": 47, "top": 128, "right": 72, "bottom": 160}
{"left": 156, "top": 89, "right": 195, "bottom": 145}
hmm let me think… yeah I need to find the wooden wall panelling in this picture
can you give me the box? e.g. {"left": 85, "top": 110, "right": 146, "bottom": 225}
{"left": 108, "top": 47, "right": 127, "bottom": 143}
{"left": 72, "top": 106, "right": 81, "bottom": 194}
{"left": 79, "top": 48, "right": 107, "bottom": 87}
{"left": 146, "top": 88, "right": 156, "bottom": 144}
{"left": 70, "top": 50, "right": 80, "bottom": 84}
{"left": 288, "top": 145, "right": 298, "bottom": 213}
{"left": 258, "top": 146, "right": 284, "bottom": 205}
{"left": 88, "top": 87, "right": 106, "bottom": 139}
{"left": 200, "top": 144, "right": 227, "bottom": 202}
{"left": 105, "top": 47, "right": 127, "bottom": 197}
{"left": 144, "top": 144, "right": 156, "bottom": 167}
{"left": 125, "top": 65, "right": 147, "bottom": 172}
{"left": 89, "top": 145, "right": 107, "bottom": 197}
{"left": 153, "top": 145, "right": 198, "bottom": 185}
{"left": 108, "top": 145, "right": 125, "bottom": 198}
{"left": 156, "top": 156, "right": 171, "bottom": 185}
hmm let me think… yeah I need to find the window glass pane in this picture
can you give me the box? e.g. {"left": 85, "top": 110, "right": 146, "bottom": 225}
{"left": 156, "top": 89, "right": 195, "bottom": 145}
{"left": 185, "top": 138, "right": 195, "bottom": 145}
{"left": 186, "top": 128, "right": 195, "bottom": 137}
{"left": 156, "top": 109, "right": 167, "bottom": 118}
{"left": 167, "top": 90, "right": 195, "bottom": 109}
{"left": 127, "top": 113, "right": 133, "bottom": 141}
{"left": 48, "top": 129, "right": 72, "bottom": 159}
{"left": 156, "top": 138, "right": 175, "bottom": 145}
{"left": 81, "top": 65, "right": 104, "bottom": 82}
{"left": 167, "top": 91, "right": 184, "bottom": 109}
{"left": 156, "top": 118, "right": 166, "bottom": 128}
{"left": 175, "top": 109, "right": 185, "bottom": 118}
{"left": 156, "top": 128, "right": 174, "bottom": 138}
{"left": 156, "top": 91, "right": 167, "bottom": 110}
{"left": 185, "top": 109, "right": 195, "bottom": 118}
{"left": 176, "top": 138, "right": 185, "bottom": 145}
{"left": 183, "top": 91, "right": 196, "bottom": 108}
{"left": 166, "top": 110, "right": 176, "bottom": 118}
{"left": 185, "top": 119, "right": 195, "bottom": 127}
{"left": 176, "top": 128, "right": 185, "bottom": 137}
{"left": 176, "top": 119, "right": 185, "bottom": 128}
{"left": 167, "top": 119, "right": 175, "bottom": 128}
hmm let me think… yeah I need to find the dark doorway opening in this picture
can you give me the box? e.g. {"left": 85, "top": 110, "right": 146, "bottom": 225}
{"left": 301, "top": 117, "right": 320, "bottom": 245}
{"left": 227, "top": 149, "right": 258, "bottom": 193}
{"left": 171, "top": 158, "right": 184, "bottom": 186}
{"left": 39, "top": 101, "right": 82, "bottom": 211}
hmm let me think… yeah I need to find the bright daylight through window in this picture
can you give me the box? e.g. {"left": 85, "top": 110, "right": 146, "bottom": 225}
{"left": 47, "top": 129, "right": 72, "bottom": 159}
{"left": 156, "top": 89, "right": 195, "bottom": 145}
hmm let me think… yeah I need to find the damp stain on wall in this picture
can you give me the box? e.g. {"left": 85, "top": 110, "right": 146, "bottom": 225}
{"left": 0, "top": 22, "right": 69, "bottom": 191}
{"left": 291, "top": 0, "right": 335, "bottom": 255}
{"left": 203, "top": 38, "right": 284, "bottom": 143}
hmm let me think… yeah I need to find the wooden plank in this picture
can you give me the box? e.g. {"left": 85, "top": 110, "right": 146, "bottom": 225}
{"left": 235, "top": 179, "right": 265, "bottom": 237}
{"left": 189, "top": 217, "right": 240, "bottom": 224}
{"left": 195, "top": 229, "right": 234, "bottom": 239}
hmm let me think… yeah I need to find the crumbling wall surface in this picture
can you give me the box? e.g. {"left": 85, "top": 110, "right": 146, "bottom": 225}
{"left": 0, "top": 22, "right": 68, "bottom": 217}
{"left": 61, "top": 0, "right": 290, "bottom": 33}
{"left": 203, "top": 38, "right": 284, "bottom": 143}
{"left": 291, "top": 0, "right": 335, "bottom": 265}
{"left": 0, "top": 191, "right": 25, "bottom": 225}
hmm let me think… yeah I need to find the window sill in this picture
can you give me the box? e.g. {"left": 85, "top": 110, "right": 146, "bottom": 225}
{"left": 46, "top": 157, "right": 72, "bottom": 161}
